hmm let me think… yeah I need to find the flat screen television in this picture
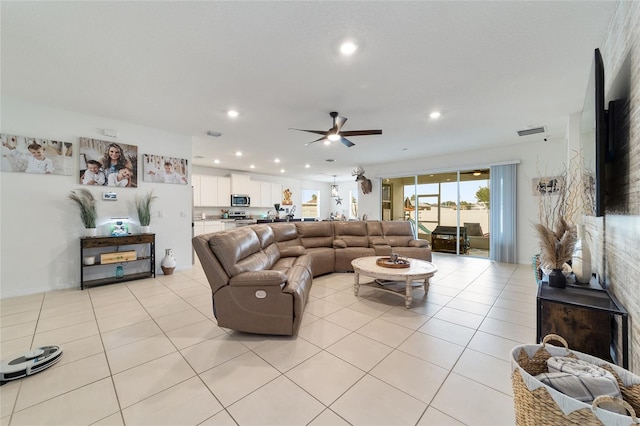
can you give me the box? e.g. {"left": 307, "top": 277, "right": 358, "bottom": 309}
{"left": 580, "top": 48, "right": 606, "bottom": 217}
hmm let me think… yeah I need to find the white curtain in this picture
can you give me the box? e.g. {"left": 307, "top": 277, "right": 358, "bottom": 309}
{"left": 490, "top": 163, "right": 517, "bottom": 263}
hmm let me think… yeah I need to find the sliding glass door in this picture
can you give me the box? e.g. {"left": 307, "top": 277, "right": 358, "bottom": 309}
{"left": 381, "top": 169, "right": 490, "bottom": 258}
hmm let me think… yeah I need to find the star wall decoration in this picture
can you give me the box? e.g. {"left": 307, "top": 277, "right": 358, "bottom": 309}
{"left": 335, "top": 196, "right": 343, "bottom": 205}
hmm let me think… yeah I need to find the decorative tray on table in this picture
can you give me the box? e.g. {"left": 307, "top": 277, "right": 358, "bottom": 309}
{"left": 376, "top": 257, "right": 411, "bottom": 269}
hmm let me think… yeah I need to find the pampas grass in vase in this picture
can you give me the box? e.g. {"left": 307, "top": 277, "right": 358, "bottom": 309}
{"left": 534, "top": 217, "right": 577, "bottom": 287}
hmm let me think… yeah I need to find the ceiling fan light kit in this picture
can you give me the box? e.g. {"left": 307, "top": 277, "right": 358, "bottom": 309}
{"left": 291, "top": 111, "right": 382, "bottom": 148}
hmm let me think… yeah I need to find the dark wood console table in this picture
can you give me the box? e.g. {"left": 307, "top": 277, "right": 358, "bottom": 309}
{"left": 536, "top": 281, "right": 628, "bottom": 368}
{"left": 80, "top": 234, "right": 155, "bottom": 290}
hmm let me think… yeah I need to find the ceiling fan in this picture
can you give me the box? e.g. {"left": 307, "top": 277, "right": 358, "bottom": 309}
{"left": 290, "top": 111, "right": 382, "bottom": 148}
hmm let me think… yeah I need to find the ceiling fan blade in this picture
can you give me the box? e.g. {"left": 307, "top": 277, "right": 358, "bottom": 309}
{"left": 334, "top": 115, "right": 347, "bottom": 133}
{"left": 340, "top": 129, "right": 383, "bottom": 137}
{"left": 289, "top": 128, "right": 329, "bottom": 136}
{"left": 305, "top": 136, "right": 328, "bottom": 146}
{"left": 340, "top": 137, "right": 355, "bottom": 148}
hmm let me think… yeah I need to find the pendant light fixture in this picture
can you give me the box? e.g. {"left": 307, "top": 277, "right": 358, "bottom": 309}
{"left": 331, "top": 175, "right": 339, "bottom": 197}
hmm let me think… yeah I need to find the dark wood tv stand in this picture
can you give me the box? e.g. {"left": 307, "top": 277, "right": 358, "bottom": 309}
{"left": 536, "top": 280, "right": 628, "bottom": 368}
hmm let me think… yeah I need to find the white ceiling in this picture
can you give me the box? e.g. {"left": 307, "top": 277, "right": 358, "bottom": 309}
{"left": 1, "top": 1, "right": 617, "bottom": 182}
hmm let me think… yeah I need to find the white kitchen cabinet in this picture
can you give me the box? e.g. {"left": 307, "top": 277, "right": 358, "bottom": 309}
{"left": 203, "top": 221, "right": 224, "bottom": 234}
{"left": 217, "top": 176, "right": 231, "bottom": 206}
{"left": 200, "top": 175, "right": 219, "bottom": 206}
{"left": 260, "top": 182, "right": 272, "bottom": 207}
{"left": 272, "top": 183, "right": 282, "bottom": 206}
{"left": 249, "top": 181, "right": 262, "bottom": 207}
{"left": 230, "top": 173, "right": 251, "bottom": 195}
{"left": 193, "top": 222, "right": 205, "bottom": 236}
{"left": 257, "top": 182, "right": 281, "bottom": 207}
{"left": 192, "top": 175, "right": 202, "bottom": 206}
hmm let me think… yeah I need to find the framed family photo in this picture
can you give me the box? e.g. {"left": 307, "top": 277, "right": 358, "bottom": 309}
{"left": 142, "top": 154, "right": 188, "bottom": 185}
{"left": 79, "top": 138, "right": 138, "bottom": 188}
{"left": 1, "top": 133, "right": 74, "bottom": 175}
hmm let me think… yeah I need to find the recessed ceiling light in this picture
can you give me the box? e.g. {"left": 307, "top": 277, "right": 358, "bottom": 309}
{"left": 250, "top": 164, "right": 255, "bottom": 169}
{"left": 235, "top": 151, "right": 242, "bottom": 156}
{"left": 340, "top": 41, "right": 358, "bottom": 56}
{"left": 280, "top": 169, "right": 285, "bottom": 173}
{"left": 274, "top": 158, "right": 280, "bottom": 163}
{"left": 430, "top": 111, "right": 441, "bottom": 119}
{"left": 213, "top": 159, "right": 220, "bottom": 164}
{"left": 227, "top": 110, "right": 239, "bottom": 118}
{"left": 473, "top": 171, "right": 482, "bottom": 176}
{"left": 305, "top": 164, "right": 310, "bottom": 168}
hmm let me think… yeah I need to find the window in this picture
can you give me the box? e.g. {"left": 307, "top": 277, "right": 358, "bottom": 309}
{"left": 301, "top": 189, "right": 319, "bottom": 219}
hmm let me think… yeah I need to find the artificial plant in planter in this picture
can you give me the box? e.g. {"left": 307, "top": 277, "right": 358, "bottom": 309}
{"left": 136, "top": 191, "right": 157, "bottom": 233}
{"left": 68, "top": 189, "right": 98, "bottom": 237}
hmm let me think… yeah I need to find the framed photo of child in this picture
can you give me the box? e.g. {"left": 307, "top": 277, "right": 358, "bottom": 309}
{"left": 1, "top": 133, "right": 73, "bottom": 175}
{"left": 79, "top": 137, "right": 138, "bottom": 188}
{"left": 142, "top": 154, "right": 189, "bottom": 185}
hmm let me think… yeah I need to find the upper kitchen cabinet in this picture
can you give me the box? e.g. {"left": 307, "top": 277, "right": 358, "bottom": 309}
{"left": 192, "top": 174, "right": 231, "bottom": 207}
{"left": 199, "top": 175, "right": 219, "bottom": 206}
{"left": 193, "top": 175, "right": 202, "bottom": 206}
{"left": 217, "top": 176, "right": 231, "bottom": 206}
{"left": 230, "top": 174, "right": 251, "bottom": 195}
{"left": 252, "top": 181, "right": 282, "bottom": 207}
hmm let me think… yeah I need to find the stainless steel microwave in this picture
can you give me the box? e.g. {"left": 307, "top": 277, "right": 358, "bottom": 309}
{"left": 231, "top": 194, "right": 250, "bottom": 207}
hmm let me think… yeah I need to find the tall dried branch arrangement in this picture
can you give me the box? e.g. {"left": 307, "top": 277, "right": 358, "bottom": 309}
{"left": 533, "top": 150, "right": 592, "bottom": 270}
{"left": 536, "top": 149, "right": 594, "bottom": 228}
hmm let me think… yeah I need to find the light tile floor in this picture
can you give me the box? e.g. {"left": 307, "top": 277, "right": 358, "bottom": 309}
{"left": 0, "top": 253, "right": 537, "bottom": 425}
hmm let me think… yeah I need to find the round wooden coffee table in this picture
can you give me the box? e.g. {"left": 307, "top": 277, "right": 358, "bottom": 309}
{"left": 351, "top": 256, "right": 437, "bottom": 308}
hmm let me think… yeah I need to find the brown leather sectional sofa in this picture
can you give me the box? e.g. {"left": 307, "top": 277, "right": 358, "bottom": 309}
{"left": 192, "top": 220, "right": 431, "bottom": 335}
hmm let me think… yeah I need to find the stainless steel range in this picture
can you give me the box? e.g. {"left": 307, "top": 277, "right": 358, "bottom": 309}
{"left": 228, "top": 211, "right": 256, "bottom": 227}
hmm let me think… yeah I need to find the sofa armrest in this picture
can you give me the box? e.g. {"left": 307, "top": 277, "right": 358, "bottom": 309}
{"left": 229, "top": 270, "right": 287, "bottom": 287}
{"left": 333, "top": 239, "right": 347, "bottom": 248}
{"left": 408, "top": 239, "right": 429, "bottom": 248}
{"left": 370, "top": 237, "right": 389, "bottom": 246}
{"left": 279, "top": 246, "right": 306, "bottom": 257}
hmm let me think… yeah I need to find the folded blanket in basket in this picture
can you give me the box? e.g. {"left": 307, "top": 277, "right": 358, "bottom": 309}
{"left": 536, "top": 356, "right": 625, "bottom": 414}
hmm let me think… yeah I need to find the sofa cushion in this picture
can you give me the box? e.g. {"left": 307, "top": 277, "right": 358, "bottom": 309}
{"left": 209, "top": 228, "right": 272, "bottom": 277}
{"left": 381, "top": 221, "right": 414, "bottom": 246}
{"left": 409, "top": 239, "right": 429, "bottom": 247}
{"left": 279, "top": 246, "right": 306, "bottom": 257}
{"left": 333, "top": 221, "right": 369, "bottom": 247}
{"left": 366, "top": 221, "right": 383, "bottom": 237}
{"left": 229, "top": 270, "right": 287, "bottom": 287}
{"left": 271, "top": 223, "right": 301, "bottom": 245}
{"left": 369, "top": 237, "right": 389, "bottom": 246}
{"left": 333, "top": 239, "right": 347, "bottom": 248}
{"left": 296, "top": 221, "right": 334, "bottom": 248}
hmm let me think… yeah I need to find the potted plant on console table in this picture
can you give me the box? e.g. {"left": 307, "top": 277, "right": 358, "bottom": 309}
{"left": 136, "top": 190, "right": 157, "bottom": 233}
{"left": 534, "top": 217, "right": 577, "bottom": 289}
{"left": 68, "top": 188, "right": 98, "bottom": 237}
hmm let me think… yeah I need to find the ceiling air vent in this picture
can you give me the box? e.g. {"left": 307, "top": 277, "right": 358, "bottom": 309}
{"left": 517, "top": 126, "right": 546, "bottom": 137}
{"left": 205, "top": 131, "right": 222, "bottom": 137}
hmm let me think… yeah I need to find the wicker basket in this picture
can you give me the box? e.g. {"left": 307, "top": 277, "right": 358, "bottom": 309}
{"left": 511, "top": 334, "right": 640, "bottom": 425}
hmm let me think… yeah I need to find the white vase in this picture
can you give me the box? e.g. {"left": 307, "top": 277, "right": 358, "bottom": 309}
{"left": 141, "top": 225, "right": 150, "bottom": 233}
{"left": 161, "top": 249, "right": 176, "bottom": 275}
{"left": 572, "top": 224, "right": 592, "bottom": 284}
{"left": 84, "top": 228, "right": 97, "bottom": 237}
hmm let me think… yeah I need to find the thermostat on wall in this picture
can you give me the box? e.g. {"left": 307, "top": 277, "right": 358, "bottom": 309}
{"left": 103, "top": 192, "right": 117, "bottom": 201}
